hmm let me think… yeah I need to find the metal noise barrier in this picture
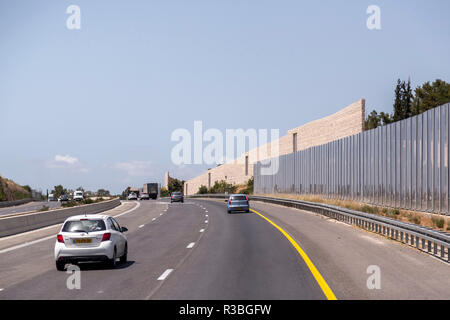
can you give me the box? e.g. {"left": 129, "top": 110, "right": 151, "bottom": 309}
{"left": 188, "top": 194, "right": 450, "bottom": 263}
{"left": 254, "top": 103, "right": 450, "bottom": 216}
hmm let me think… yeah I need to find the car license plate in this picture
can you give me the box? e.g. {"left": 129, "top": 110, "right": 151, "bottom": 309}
{"left": 237, "top": 207, "right": 242, "bottom": 211}
{"left": 74, "top": 238, "right": 92, "bottom": 244}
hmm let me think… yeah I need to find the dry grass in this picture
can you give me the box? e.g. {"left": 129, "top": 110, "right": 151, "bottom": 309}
{"left": 260, "top": 193, "right": 450, "bottom": 233}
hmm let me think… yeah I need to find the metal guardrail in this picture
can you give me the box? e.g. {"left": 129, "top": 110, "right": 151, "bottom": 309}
{"left": 188, "top": 194, "right": 450, "bottom": 263}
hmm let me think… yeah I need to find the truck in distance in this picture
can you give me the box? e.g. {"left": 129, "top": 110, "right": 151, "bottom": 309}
{"left": 143, "top": 183, "right": 159, "bottom": 200}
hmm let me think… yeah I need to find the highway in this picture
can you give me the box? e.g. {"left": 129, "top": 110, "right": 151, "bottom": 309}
{"left": 0, "top": 199, "right": 448, "bottom": 300}
{"left": 0, "top": 201, "right": 61, "bottom": 216}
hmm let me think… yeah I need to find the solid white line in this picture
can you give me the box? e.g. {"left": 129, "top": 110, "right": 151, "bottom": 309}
{"left": 113, "top": 201, "right": 141, "bottom": 218}
{"left": 0, "top": 235, "right": 55, "bottom": 255}
{"left": 0, "top": 201, "right": 141, "bottom": 255}
{"left": 186, "top": 242, "right": 195, "bottom": 248}
{"left": 200, "top": 229, "right": 205, "bottom": 233}
{"left": 157, "top": 269, "right": 173, "bottom": 280}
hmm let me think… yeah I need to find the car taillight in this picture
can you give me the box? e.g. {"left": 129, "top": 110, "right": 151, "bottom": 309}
{"left": 245, "top": 196, "right": 248, "bottom": 203}
{"left": 229, "top": 198, "right": 231, "bottom": 204}
{"left": 57, "top": 234, "right": 64, "bottom": 243}
{"left": 101, "top": 233, "right": 111, "bottom": 242}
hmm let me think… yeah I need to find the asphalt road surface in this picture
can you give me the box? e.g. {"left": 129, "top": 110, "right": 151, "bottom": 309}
{"left": 0, "top": 199, "right": 448, "bottom": 299}
{"left": 0, "top": 201, "right": 61, "bottom": 216}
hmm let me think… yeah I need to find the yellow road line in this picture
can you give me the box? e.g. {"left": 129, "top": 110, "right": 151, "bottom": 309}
{"left": 250, "top": 208, "right": 337, "bottom": 300}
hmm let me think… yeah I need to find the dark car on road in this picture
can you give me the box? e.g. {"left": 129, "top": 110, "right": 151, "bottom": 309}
{"left": 227, "top": 194, "right": 250, "bottom": 213}
{"left": 170, "top": 192, "right": 184, "bottom": 203}
{"left": 58, "top": 194, "right": 69, "bottom": 202}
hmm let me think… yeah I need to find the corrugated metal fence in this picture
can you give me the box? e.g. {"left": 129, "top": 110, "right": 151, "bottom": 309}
{"left": 254, "top": 103, "right": 450, "bottom": 216}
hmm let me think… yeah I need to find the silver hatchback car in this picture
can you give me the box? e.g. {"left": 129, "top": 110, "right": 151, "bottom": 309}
{"left": 227, "top": 194, "right": 250, "bottom": 213}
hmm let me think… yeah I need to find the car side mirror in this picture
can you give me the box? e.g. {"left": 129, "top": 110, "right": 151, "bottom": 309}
{"left": 121, "top": 227, "right": 128, "bottom": 233}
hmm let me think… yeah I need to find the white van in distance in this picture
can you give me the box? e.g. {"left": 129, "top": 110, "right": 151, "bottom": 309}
{"left": 73, "top": 191, "right": 84, "bottom": 201}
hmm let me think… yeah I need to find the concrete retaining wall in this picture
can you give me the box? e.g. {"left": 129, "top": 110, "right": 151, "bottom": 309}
{"left": 184, "top": 99, "right": 365, "bottom": 195}
{"left": 0, "top": 199, "right": 34, "bottom": 208}
{"left": 0, "top": 198, "right": 121, "bottom": 238}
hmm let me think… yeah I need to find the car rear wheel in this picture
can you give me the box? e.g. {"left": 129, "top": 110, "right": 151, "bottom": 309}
{"left": 120, "top": 244, "right": 128, "bottom": 264}
{"left": 107, "top": 248, "right": 117, "bottom": 269}
{"left": 56, "top": 261, "right": 65, "bottom": 271}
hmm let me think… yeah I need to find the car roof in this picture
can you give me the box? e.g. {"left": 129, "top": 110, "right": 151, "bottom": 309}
{"left": 229, "top": 194, "right": 247, "bottom": 196}
{"left": 65, "top": 214, "right": 109, "bottom": 221}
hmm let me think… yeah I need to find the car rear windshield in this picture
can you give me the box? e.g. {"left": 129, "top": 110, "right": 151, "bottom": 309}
{"left": 62, "top": 220, "right": 106, "bottom": 233}
{"left": 231, "top": 196, "right": 247, "bottom": 201}
{"left": 173, "top": 192, "right": 182, "bottom": 195}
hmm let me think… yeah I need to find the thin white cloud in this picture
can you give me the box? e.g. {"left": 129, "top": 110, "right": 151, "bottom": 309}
{"left": 46, "top": 154, "right": 89, "bottom": 173}
{"left": 113, "top": 160, "right": 154, "bottom": 177}
{"left": 54, "top": 154, "right": 79, "bottom": 165}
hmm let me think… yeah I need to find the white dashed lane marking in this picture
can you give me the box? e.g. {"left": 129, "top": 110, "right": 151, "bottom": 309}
{"left": 186, "top": 242, "right": 195, "bottom": 249}
{"left": 157, "top": 269, "right": 173, "bottom": 281}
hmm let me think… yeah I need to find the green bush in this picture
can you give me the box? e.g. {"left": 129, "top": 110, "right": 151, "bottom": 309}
{"left": 241, "top": 177, "right": 254, "bottom": 195}
{"left": 431, "top": 217, "right": 445, "bottom": 229}
{"left": 83, "top": 198, "right": 94, "bottom": 205}
{"left": 62, "top": 200, "right": 77, "bottom": 208}
{"left": 197, "top": 185, "right": 208, "bottom": 194}
{"left": 160, "top": 187, "right": 170, "bottom": 197}
{"left": 210, "top": 180, "right": 236, "bottom": 194}
{"left": 361, "top": 205, "right": 377, "bottom": 214}
{"left": 407, "top": 214, "right": 421, "bottom": 225}
{"left": 0, "top": 181, "right": 4, "bottom": 201}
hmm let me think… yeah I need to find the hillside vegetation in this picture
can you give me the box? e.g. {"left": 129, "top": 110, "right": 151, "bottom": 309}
{"left": 0, "top": 175, "right": 32, "bottom": 201}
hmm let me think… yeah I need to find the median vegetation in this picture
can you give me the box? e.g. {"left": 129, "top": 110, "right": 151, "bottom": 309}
{"left": 61, "top": 197, "right": 106, "bottom": 208}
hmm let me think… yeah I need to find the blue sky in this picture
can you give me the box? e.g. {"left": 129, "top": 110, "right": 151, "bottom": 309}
{"left": 1, "top": 0, "right": 449, "bottom": 194}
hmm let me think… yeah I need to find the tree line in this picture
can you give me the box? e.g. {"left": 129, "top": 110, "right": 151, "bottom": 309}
{"left": 365, "top": 79, "right": 450, "bottom": 130}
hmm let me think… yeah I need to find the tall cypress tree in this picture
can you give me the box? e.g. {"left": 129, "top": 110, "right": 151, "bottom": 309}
{"left": 393, "top": 79, "right": 403, "bottom": 121}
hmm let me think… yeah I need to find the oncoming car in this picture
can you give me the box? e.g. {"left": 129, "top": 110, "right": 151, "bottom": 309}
{"left": 139, "top": 193, "right": 150, "bottom": 200}
{"left": 227, "top": 194, "right": 250, "bottom": 213}
{"left": 54, "top": 215, "right": 128, "bottom": 271}
{"left": 128, "top": 193, "right": 138, "bottom": 200}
